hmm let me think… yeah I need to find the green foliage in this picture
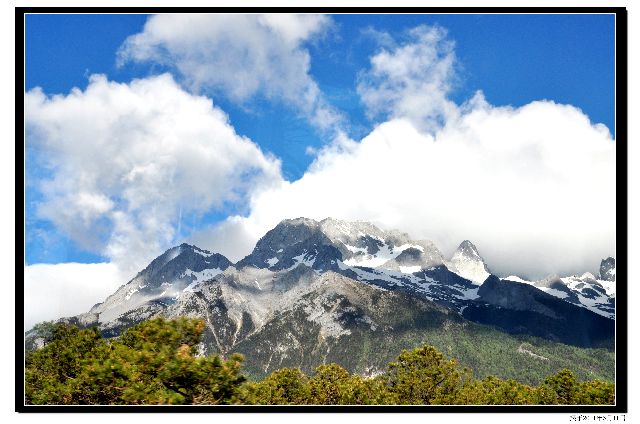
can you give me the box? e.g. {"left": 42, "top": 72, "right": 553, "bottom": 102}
{"left": 536, "top": 369, "right": 615, "bottom": 405}
{"left": 385, "top": 325, "right": 614, "bottom": 386}
{"left": 246, "top": 368, "right": 310, "bottom": 405}
{"left": 385, "top": 345, "right": 471, "bottom": 405}
{"left": 307, "top": 364, "right": 391, "bottom": 405}
{"left": 29, "top": 320, "right": 57, "bottom": 344}
{"left": 247, "top": 365, "right": 392, "bottom": 405}
{"left": 457, "top": 376, "right": 538, "bottom": 405}
{"left": 25, "top": 318, "right": 245, "bottom": 405}
{"left": 236, "top": 306, "right": 614, "bottom": 386}
{"left": 25, "top": 324, "right": 103, "bottom": 404}
{"left": 24, "top": 318, "right": 616, "bottom": 406}
{"left": 577, "top": 379, "right": 615, "bottom": 405}
{"left": 541, "top": 369, "right": 580, "bottom": 404}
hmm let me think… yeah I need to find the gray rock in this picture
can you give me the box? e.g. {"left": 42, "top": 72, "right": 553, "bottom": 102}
{"left": 600, "top": 257, "right": 616, "bottom": 282}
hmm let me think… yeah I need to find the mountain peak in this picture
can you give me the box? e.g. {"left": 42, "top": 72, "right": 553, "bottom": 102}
{"left": 447, "top": 240, "right": 490, "bottom": 285}
{"left": 279, "top": 217, "right": 320, "bottom": 228}
{"left": 89, "top": 243, "right": 231, "bottom": 323}
{"left": 599, "top": 257, "right": 615, "bottom": 282}
{"left": 237, "top": 217, "right": 446, "bottom": 273}
{"left": 236, "top": 218, "right": 341, "bottom": 271}
{"left": 456, "top": 240, "right": 481, "bottom": 258}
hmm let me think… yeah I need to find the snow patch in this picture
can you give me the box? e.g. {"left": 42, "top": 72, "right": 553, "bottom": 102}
{"left": 344, "top": 244, "right": 368, "bottom": 254}
{"left": 290, "top": 251, "right": 316, "bottom": 268}
{"left": 343, "top": 243, "right": 423, "bottom": 268}
{"left": 457, "top": 286, "right": 480, "bottom": 300}
{"left": 538, "top": 287, "right": 569, "bottom": 299}
{"left": 448, "top": 257, "right": 489, "bottom": 285}
{"left": 125, "top": 287, "right": 139, "bottom": 301}
{"left": 503, "top": 275, "right": 531, "bottom": 284}
{"left": 124, "top": 284, "right": 148, "bottom": 301}
{"left": 192, "top": 246, "right": 212, "bottom": 257}
{"left": 183, "top": 268, "right": 223, "bottom": 292}
{"left": 399, "top": 265, "right": 422, "bottom": 274}
{"left": 266, "top": 257, "right": 279, "bottom": 267}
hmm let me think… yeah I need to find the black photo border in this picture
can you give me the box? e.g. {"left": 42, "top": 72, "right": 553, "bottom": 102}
{"left": 15, "top": 5, "right": 628, "bottom": 413}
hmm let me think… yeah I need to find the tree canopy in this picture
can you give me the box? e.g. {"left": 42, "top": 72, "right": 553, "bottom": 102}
{"left": 25, "top": 317, "right": 615, "bottom": 406}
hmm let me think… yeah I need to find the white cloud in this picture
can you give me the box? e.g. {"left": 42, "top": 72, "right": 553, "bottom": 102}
{"left": 118, "top": 14, "right": 342, "bottom": 131}
{"left": 199, "top": 101, "right": 615, "bottom": 278}
{"left": 193, "top": 26, "right": 615, "bottom": 279}
{"left": 26, "top": 74, "right": 283, "bottom": 276}
{"left": 357, "top": 25, "right": 459, "bottom": 133}
{"left": 24, "top": 263, "right": 125, "bottom": 330}
{"left": 24, "top": 22, "right": 616, "bottom": 325}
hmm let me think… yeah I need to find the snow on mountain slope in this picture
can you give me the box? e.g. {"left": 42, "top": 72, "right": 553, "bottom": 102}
{"left": 71, "top": 217, "right": 484, "bottom": 339}
{"left": 558, "top": 273, "right": 615, "bottom": 318}
{"left": 235, "top": 217, "right": 479, "bottom": 312}
{"left": 503, "top": 275, "right": 531, "bottom": 284}
{"left": 86, "top": 218, "right": 615, "bottom": 329}
{"left": 237, "top": 217, "right": 446, "bottom": 274}
{"left": 183, "top": 268, "right": 225, "bottom": 292}
{"left": 35, "top": 217, "right": 617, "bottom": 364}
{"left": 90, "top": 243, "right": 231, "bottom": 323}
{"left": 504, "top": 270, "right": 615, "bottom": 319}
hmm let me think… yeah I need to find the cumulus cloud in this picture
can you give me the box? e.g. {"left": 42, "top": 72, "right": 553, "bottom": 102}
{"left": 26, "top": 74, "right": 283, "bottom": 276}
{"left": 198, "top": 102, "right": 615, "bottom": 278}
{"left": 193, "top": 26, "right": 615, "bottom": 279}
{"left": 118, "top": 14, "right": 342, "bottom": 131}
{"left": 25, "top": 20, "right": 616, "bottom": 319}
{"left": 24, "top": 263, "right": 125, "bottom": 330}
{"left": 357, "top": 25, "right": 459, "bottom": 133}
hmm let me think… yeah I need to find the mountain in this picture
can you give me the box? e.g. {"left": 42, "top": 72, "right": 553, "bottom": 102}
{"left": 229, "top": 272, "right": 612, "bottom": 382}
{"left": 600, "top": 257, "right": 616, "bottom": 282}
{"left": 502, "top": 267, "right": 615, "bottom": 319}
{"left": 464, "top": 276, "right": 614, "bottom": 346}
{"left": 236, "top": 217, "right": 445, "bottom": 273}
{"left": 26, "top": 217, "right": 616, "bottom": 382}
{"left": 235, "top": 218, "right": 478, "bottom": 313}
{"left": 89, "top": 243, "right": 232, "bottom": 324}
{"left": 446, "top": 240, "right": 491, "bottom": 284}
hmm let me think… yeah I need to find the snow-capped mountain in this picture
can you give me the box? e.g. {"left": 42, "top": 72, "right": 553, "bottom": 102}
{"left": 89, "top": 243, "right": 231, "bottom": 324}
{"left": 502, "top": 265, "right": 615, "bottom": 320}
{"left": 27, "top": 217, "right": 615, "bottom": 377}
{"left": 464, "top": 275, "right": 614, "bottom": 347}
{"left": 237, "top": 217, "right": 445, "bottom": 272}
{"left": 235, "top": 218, "right": 481, "bottom": 312}
{"left": 442, "top": 239, "right": 615, "bottom": 320}
{"left": 446, "top": 240, "right": 491, "bottom": 285}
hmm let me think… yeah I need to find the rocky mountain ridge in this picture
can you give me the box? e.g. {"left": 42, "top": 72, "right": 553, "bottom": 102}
{"left": 26, "top": 217, "right": 616, "bottom": 380}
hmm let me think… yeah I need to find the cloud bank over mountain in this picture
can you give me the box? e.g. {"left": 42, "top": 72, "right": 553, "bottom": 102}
{"left": 24, "top": 262, "right": 125, "bottom": 330}
{"left": 26, "top": 16, "right": 616, "bottom": 311}
{"left": 26, "top": 74, "right": 283, "bottom": 276}
{"left": 192, "top": 25, "right": 615, "bottom": 279}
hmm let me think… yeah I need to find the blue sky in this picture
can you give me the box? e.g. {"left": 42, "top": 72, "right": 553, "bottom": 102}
{"left": 25, "top": 13, "right": 616, "bottom": 268}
